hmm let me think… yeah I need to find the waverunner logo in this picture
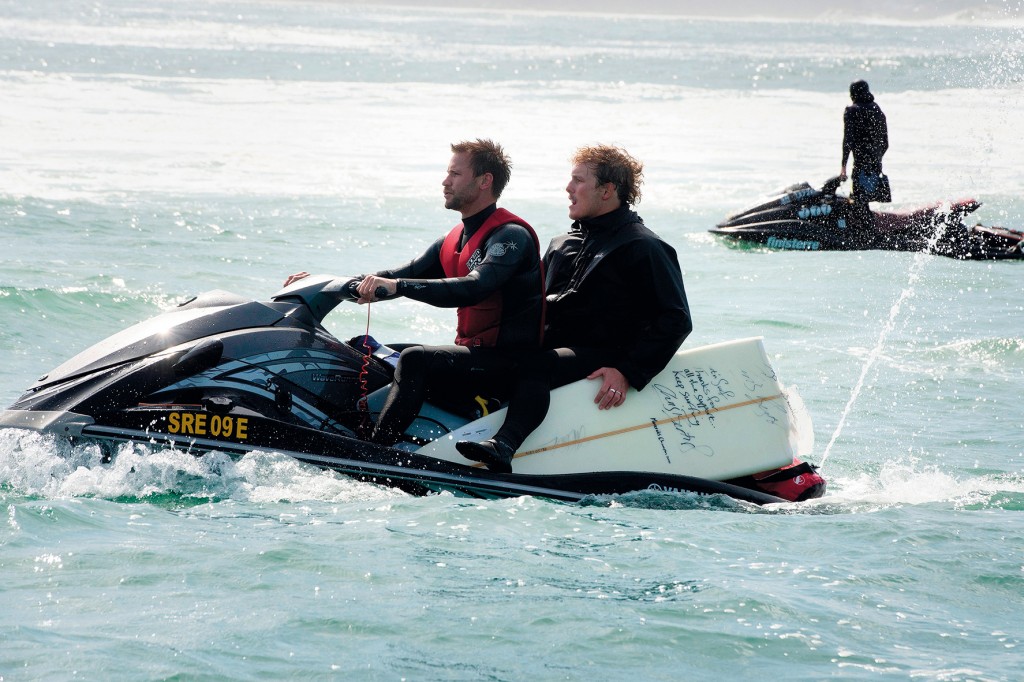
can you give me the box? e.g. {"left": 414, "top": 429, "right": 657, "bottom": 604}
{"left": 767, "top": 236, "right": 821, "bottom": 251}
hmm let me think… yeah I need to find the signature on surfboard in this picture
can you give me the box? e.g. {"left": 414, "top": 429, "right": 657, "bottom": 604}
{"left": 653, "top": 367, "right": 736, "bottom": 426}
{"left": 650, "top": 367, "right": 732, "bottom": 462}
{"left": 650, "top": 364, "right": 790, "bottom": 462}
{"left": 649, "top": 416, "right": 715, "bottom": 464}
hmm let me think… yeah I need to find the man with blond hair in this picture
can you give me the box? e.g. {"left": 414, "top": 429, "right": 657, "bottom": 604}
{"left": 457, "top": 144, "right": 692, "bottom": 472}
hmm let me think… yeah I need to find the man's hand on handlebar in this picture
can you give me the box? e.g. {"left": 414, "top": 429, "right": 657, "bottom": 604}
{"left": 356, "top": 275, "right": 397, "bottom": 303}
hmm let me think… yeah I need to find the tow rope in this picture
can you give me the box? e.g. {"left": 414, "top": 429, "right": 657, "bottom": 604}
{"left": 357, "top": 302, "right": 373, "bottom": 438}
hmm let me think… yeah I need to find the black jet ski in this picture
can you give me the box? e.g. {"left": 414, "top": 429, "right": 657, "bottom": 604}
{"left": 0, "top": 276, "right": 825, "bottom": 505}
{"left": 711, "top": 177, "right": 1024, "bottom": 260}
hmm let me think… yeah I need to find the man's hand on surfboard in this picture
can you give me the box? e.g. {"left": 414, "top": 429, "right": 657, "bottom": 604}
{"left": 588, "top": 367, "right": 628, "bottom": 410}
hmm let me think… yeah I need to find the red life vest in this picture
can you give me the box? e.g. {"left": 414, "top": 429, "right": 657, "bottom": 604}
{"left": 438, "top": 207, "right": 541, "bottom": 347}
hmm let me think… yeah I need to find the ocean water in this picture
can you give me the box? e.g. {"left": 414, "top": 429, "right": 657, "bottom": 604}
{"left": 2, "top": 0, "right": 1023, "bottom": 679}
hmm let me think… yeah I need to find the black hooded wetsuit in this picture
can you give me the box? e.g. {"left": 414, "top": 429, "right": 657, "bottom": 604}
{"left": 842, "top": 96, "right": 889, "bottom": 203}
{"left": 484, "top": 204, "right": 693, "bottom": 454}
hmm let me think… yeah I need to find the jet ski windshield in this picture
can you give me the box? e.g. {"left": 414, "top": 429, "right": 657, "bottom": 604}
{"left": 37, "top": 297, "right": 287, "bottom": 388}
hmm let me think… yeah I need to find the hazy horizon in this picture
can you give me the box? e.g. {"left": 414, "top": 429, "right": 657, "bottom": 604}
{"left": 335, "top": 0, "right": 1021, "bottom": 22}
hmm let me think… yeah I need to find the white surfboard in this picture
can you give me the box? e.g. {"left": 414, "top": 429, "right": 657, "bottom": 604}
{"left": 416, "top": 337, "right": 802, "bottom": 480}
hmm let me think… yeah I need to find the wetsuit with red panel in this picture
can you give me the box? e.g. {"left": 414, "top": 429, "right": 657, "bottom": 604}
{"left": 367, "top": 203, "right": 546, "bottom": 445}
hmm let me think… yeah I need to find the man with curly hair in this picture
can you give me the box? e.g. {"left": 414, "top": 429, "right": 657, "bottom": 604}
{"left": 457, "top": 145, "right": 692, "bottom": 472}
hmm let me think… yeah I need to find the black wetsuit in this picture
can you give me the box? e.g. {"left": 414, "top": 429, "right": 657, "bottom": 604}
{"left": 368, "top": 204, "right": 544, "bottom": 445}
{"left": 485, "top": 205, "right": 693, "bottom": 453}
{"left": 543, "top": 206, "right": 692, "bottom": 389}
{"left": 842, "top": 99, "right": 889, "bottom": 204}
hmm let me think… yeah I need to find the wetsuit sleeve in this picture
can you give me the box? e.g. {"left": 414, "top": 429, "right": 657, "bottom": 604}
{"left": 878, "top": 111, "right": 889, "bottom": 156}
{"left": 393, "top": 223, "right": 537, "bottom": 308}
{"left": 614, "top": 241, "right": 693, "bottom": 391}
{"left": 372, "top": 236, "right": 447, "bottom": 280}
{"left": 842, "top": 106, "right": 854, "bottom": 167}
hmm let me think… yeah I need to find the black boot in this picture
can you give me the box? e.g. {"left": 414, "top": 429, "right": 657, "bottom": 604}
{"left": 456, "top": 438, "right": 514, "bottom": 474}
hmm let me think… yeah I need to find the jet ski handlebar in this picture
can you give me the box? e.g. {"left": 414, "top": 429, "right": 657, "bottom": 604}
{"left": 820, "top": 175, "right": 843, "bottom": 195}
{"left": 271, "top": 274, "right": 362, "bottom": 323}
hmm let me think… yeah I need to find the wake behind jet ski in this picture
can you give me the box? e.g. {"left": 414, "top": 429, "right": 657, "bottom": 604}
{"left": 0, "top": 276, "right": 825, "bottom": 505}
{"left": 711, "top": 177, "right": 1023, "bottom": 260}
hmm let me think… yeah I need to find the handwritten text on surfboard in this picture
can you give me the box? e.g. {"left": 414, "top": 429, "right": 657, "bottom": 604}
{"left": 650, "top": 367, "right": 755, "bottom": 463}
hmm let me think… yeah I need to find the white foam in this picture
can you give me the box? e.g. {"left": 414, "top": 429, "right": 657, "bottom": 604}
{"left": 2, "top": 74, "right": 1020, "bottom": 210}
{"left": 820, "top": 458, "right": 1024, "bottom": 508}
{"left": 0, "top": 428, "right": 402, "bottom": 503}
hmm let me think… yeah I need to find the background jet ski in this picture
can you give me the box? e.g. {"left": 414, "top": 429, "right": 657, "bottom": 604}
{"left": 0, "top": 276, "right": 825, "bottom": 505}
{"left": 710, "top": 177, "right": 1024, "bottom": 260}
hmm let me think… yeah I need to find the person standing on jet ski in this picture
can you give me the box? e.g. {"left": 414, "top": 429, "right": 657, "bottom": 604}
{"left": 456, "top": 144, "right": 693, "bottom": 472}
{"left": 286, "top": 139, "right": 545, "bottom": 446}
{"left": 839, "top": 80, "right": 889, "bottom": 207}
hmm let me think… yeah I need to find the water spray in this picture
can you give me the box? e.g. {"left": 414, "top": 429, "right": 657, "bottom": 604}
{"left": 819, "top": 205, "right": 956, "bottom": 466}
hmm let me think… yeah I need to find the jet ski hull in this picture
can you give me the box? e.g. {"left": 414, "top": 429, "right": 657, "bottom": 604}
{"left": 0, "top": 277, "right": 821, "bottom": 505}
{"left": 0, "top": 406, "right": 787, "bottom": 504}
{"left": 711, "top": 180, "right": 1023, "bottom": 260}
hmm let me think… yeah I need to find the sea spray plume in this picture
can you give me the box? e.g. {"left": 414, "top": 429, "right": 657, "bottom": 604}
{"left": 820, "top": 206, "right": 958, "bottom": 467}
